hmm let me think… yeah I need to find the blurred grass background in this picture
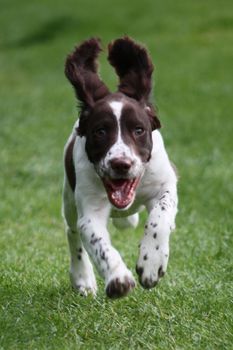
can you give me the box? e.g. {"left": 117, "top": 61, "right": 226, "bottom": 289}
{"left": 0, "top": 0, "right": 233, "bottom": 349}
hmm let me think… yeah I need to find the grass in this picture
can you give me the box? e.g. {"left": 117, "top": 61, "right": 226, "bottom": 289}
{"left": 0, "top": 0, "right": 233, "bottom": 349}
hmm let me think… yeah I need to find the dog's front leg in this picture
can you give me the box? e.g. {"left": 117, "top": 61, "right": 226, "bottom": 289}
{"left": 78, "top": 208, "right": 135, "bottom": 298}
{"left": 136, "top": 184, "right": 178, "bottom": 289}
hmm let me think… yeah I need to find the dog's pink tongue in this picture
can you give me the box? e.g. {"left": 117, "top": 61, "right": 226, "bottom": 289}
{"left": 103, "top": 179, "right": 138, "bottom": 209}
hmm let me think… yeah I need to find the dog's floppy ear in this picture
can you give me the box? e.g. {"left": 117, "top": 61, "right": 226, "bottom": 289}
{"left": 108, "top": 36, "right": 153, "bottom": 102}
{"left": 65, "top": 38, "right": 109, "bottom": 135}
{"left": 108, "top": 36, "right": 160, "bottom": 130}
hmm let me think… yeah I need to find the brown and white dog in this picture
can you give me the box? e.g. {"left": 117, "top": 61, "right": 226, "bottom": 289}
{"left": 62, "top": 37, "right": 178, "bottom": 298}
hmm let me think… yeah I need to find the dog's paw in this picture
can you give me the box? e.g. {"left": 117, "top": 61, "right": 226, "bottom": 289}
{"left": 70, "top": 274, "right": 97, "bottom": 296}
{"left": 71, "top": 278, "right": 97, "bottom": 297}
{"left": 136, "top": 243, "right": 169, "bottom": 289}
{"left": 70, "top": 268, "right": 97, "bottom": 297}
{"left": 112, "top": 213, "right": 139, "bottom": 230}
{"left": 106, "top": 268, "right": 136, "bottom": 298}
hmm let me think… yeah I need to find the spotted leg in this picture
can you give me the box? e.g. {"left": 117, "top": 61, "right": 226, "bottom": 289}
{"left": 78, "top": 206, "right": 136, "bottom": 298}
{"left": 63, "top": 180, "right": 97, "bottom": 296}
{"left": 136, "top": 184, "right": 178, "bottom": 288}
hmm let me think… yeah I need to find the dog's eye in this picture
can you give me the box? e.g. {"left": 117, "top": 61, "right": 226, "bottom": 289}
{"left": 94, "top": 127, "right": 106, "bottom": 137}
{"left": 134, "top": 126, "right": 145, "bottom": 136}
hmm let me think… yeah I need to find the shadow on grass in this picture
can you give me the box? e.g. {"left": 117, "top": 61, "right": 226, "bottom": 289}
{"left": 3, "top": 16, "right": 78, "bottom": 49}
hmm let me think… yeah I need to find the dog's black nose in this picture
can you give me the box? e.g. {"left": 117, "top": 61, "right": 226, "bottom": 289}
{"left": 110, "top": 158, "right": 132, "bottom": 173}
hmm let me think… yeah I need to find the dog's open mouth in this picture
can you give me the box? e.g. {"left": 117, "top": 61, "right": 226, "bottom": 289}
{"left": 102, "top": 177, "right": 140, "bottom": 209}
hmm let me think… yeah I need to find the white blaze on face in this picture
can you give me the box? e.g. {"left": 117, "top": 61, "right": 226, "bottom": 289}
{"left": 108, "top": 100, "right": 133, "bottom": 160}
{"left": 109, "top": 101, "right": 123, "bottom": 121}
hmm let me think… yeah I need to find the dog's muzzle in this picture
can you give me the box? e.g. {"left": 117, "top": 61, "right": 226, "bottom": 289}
{"left": 101, "top": 157, "right": 141, "bottom": 209}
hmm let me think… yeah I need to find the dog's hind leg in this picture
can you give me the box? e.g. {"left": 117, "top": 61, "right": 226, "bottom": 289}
{"left": 112, "top": 213, "right": 139, "bottom": 230}
{"left": 62, "top": 179, "right": 97, "bottom": 296}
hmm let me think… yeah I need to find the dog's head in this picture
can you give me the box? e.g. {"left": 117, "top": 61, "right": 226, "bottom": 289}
{"left": 65, "top": 37, "right": 161, "bottom": 210}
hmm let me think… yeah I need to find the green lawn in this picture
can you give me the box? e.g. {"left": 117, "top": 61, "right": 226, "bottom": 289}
{"left": 0, "top": 0, "right": 233, "bottom": 349}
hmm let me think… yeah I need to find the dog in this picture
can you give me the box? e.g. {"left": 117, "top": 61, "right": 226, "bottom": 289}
{"left": 62, "top": 37, "right": 178, "bottom": 298}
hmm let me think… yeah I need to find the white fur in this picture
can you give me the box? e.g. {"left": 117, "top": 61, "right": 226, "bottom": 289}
{"left": 112, "top": 213, "right": 139, "bottom": 229}
{"left": 63, "top": 101, "right": 178, "bottom": 296}
{"left": 109, "top": 101, "right": 123, "bottom": 121}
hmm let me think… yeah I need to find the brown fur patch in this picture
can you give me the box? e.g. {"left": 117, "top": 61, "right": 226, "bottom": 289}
{"left": 64, "top": 136, "right": 76, "bottom": 191}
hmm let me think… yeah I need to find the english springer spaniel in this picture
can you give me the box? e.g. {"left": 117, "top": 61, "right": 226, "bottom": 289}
{"left": 63, "top": 37, "right": 178, "bottom": 298}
